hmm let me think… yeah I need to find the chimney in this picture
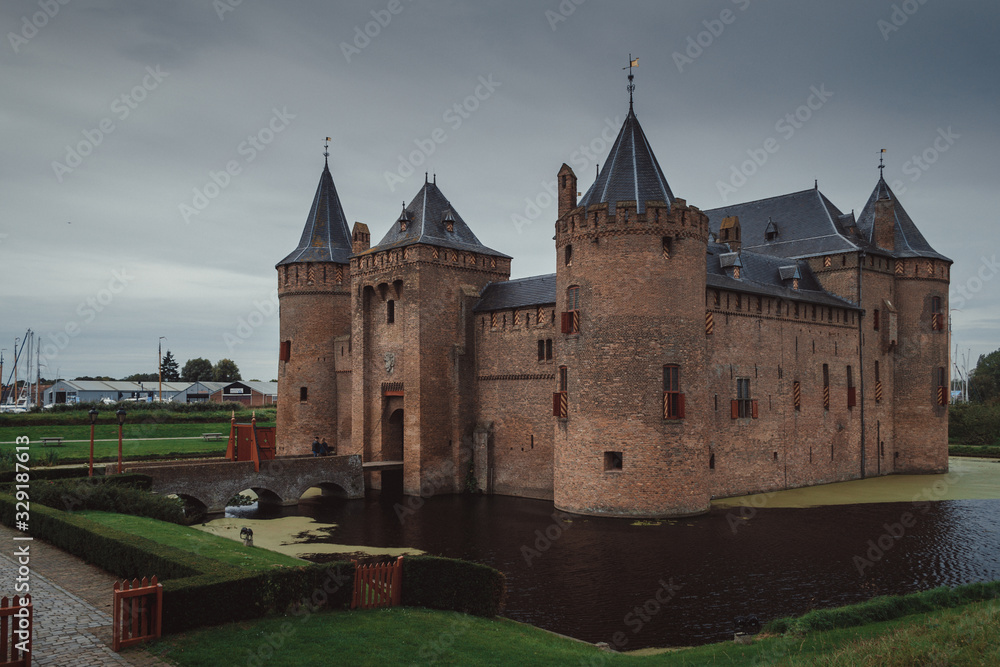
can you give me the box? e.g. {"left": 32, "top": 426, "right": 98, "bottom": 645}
{"left": 557, "top": 163, "right": 577, "bottom": 219}
{"left": 873, "top": 196, "right": 895, "bottom": 251}
{"left": 351, "top": 222, "right": 370, "bottom": 254}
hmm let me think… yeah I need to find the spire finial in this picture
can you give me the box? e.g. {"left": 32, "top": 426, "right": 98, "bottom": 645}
{"left": 324, "top": 137, "right": 330, "bottom": 165}
{"left": 623, "top": 54, "right": 638, "bottom": 108}
{"left": 878, "top": 148, "right": 886, "bottom": 177}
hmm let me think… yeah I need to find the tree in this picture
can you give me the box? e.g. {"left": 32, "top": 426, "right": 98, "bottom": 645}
{"left": 212, "top": 358, "right": 241, "bottom": 382}
{"left": 122, "top": 372, "right": 158, "bottom": 382}
{"left": 969, "top": 349, "right": 1000, "bottom": 404}
{"left": 160, "top": 350, "right": 180, "bottom": 382}
{"left": 181, "top": 358, "right": 213, "bottom": 382}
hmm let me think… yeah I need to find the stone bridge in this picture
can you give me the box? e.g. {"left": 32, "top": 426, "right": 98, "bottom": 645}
{"left": 116, "top": 454, "right": 365, "bottom": 513}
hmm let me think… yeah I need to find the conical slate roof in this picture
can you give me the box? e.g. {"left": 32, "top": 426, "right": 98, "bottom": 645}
{"left": 577, "top": 105, "right": 675, "bottom": 214}
{"left": 856, "top": 175, "right": 950, "bottom": 261}
{"left": 368, "top": 179, "right": 509, "bottom": 258}
{"left": 277, "top": 161, "right": 353, "bottom": 266}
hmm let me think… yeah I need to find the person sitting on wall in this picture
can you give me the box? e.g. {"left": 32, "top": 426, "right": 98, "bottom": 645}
{"left": 319, "top": 438, "right": 331, "bottom": 456}
{"left": 312, "top": 436, "right": 321, "bottom": 457}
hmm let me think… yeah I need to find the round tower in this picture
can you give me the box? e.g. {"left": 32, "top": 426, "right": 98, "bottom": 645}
{"left": 275, "top": 157, "right": 354, "bottom": 456}
{"left": 552, "top": 106, "right": 712, "bottom": 517}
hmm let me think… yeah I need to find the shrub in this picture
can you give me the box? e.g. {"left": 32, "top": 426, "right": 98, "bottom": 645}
{"left": 949, "top": 403, "right": 1000, "bottom": 447}
{"left": 402, "top": 555, "right": 506, "bottom": 617}
{"left": 27, "top": 475, "right": 183, "bottom": 523}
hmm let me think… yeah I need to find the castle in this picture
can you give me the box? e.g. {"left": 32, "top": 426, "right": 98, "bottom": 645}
{"left": 274, "top": 90, "right": 951, "bottom": 518}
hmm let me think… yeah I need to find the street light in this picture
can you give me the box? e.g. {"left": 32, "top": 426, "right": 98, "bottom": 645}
{"left": 116, "top": 408, "right": 126, "bottom": 474}
{"left": 88, "top": 408, "right": 98, "bottom": 477}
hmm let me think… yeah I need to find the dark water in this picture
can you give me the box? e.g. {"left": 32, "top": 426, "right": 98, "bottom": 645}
{"left": 242, "top": 492, "right": 1000, "bottom": 649}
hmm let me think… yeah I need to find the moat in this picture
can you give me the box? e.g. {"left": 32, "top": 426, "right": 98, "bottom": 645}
{"left": 219, "top": 459, "right": 1000, "bottom": 650}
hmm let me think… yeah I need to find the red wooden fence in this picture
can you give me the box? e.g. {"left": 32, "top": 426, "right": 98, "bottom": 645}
{"left": 351, "top": 557, "right": 403, "bottom": 610}
{"left": 112, "top": 577, "right": 162, "bottom": 652}
{"left": 0, "top": 596, "right": 30, "bottom": 667}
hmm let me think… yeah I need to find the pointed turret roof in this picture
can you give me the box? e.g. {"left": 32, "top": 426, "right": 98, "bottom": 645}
{"left": 367, "top": 179, "right": 509, "bottom": 258}
{"left": 577, "top": 105, "right": 675, "bottom": 214}
{"left": 277, "top": 161, "right": 353, "bottom": 266}
{"left": 856, "top": 175, "right": 950, "bottom": 261}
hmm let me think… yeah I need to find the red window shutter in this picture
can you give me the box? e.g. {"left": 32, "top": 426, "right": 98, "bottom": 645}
{"left": 279, "top": 340, "right": 291, "bottom": 362}
{"left": 677, "top": 393, "right": 685, "bottom": 419}
{"left": 731, "top": 399, "right": 739, "bottom": 419}
{"left": 553, "top": 392, "right": 561, "bottom": 417}
{"left": 561, "top": 312, "right": 572, "bottom": 334}
{"left": 751, "top": 399, "right": 759, "bottom": 419}
{"left": 847, "top": 387, "right": 857, "bottom": 408}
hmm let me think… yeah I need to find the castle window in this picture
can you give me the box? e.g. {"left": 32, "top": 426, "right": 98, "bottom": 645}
{"left": 875, "top": 361, "right": 882, "bottom": 404}
{"left": 538, "top": 340, "right": 545, "bottom": 362}
{"left": 874, "top": 309, "right": 880, "bottom": 331}
{"left": 546, "top": 339, "right": 553, "bottom": 360}
{"left": 931, "top": 296, "right": 944, "bottom": 331}
{"left": 387, "top": 300, "right": 395, "bottom": 324}
{"left": 562, "top": 286, "right": 580, "bottom": 334}
{"left": 793, "top": 380, "right": 801, "bottom": 411}
{"left": 714, "top": 290, "right": 721, "bottom": 307}
{"left": 299, "top": 387, "right": 308, "bottom": 402}
{"left": 662, "top": 365, "right": 684, "bottom": 420}
{"left": 565, "top": 244, "right": 573, "bottom": 266}
{"left": 756, "top": 296, "right": 762, "bottom": 313}
{"left": 847, "top": 366, "right": 856, "bottom": 409}
{"left": 937, "top": 367, "right": 948, "bottom": 406}
{"left": 662, "top": 236, "right": 673, "bottom": 258}
{"left": 822, "top": 364, "right": 830, "bottom": 411}
{"left": 732, "top": 378, "right": 757, "bottom": 419}
{"left": 553, "top": 366, "right": 568, "bottom": 418}
{"left": 709, "top": 453, "right": 715, "bottom": 470}
{"left": 794, "top": 303, "right": 800, "bottom": 318}
{"left": 279, "top": 340, "right": 291, "bottom": 362}
{"left": 604, "top": 451, "right": 623, "bottom": 472}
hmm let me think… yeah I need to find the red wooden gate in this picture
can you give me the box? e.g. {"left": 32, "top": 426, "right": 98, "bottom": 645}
{"left": 112, "top": 576, "right": 162, "bottom": 652}
{"left": 0, "top": 596, "right": 30, "bottom": 667}
{"left": 351, "top": 557, "right": 403, "bottom": 610}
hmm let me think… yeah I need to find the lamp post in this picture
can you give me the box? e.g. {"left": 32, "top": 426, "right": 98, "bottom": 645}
{"left": 88, "top": 408, "right": 98, "bottom": 477}
{"left": 158, "top": 336, "right": 166, "bottom": 402}
{"left": 116, "top": 408, "right": 126, "bottom": 474}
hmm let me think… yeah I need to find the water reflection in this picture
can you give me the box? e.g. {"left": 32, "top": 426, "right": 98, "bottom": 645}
{"left": 251, "top": 492, "right": 1000, "bottom": 649}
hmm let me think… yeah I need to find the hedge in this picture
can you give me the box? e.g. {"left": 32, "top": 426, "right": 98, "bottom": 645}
{"left": 0, "top": 493, "right": 507, "bottom": 634}
{"left": 0, "top": 467, "right": 109, "bottom": 483}
{"left": 27, "top": 476, "right": 183, "bottom": 524}
{"left": 764, "top": 580, "right": 1000, "bottom": 635}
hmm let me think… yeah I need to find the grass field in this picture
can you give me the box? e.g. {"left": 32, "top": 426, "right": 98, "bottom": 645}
{"left": 77, "top": 511, "right": 304, "bottom": 570}
{"left": 149, "top": 598, "right": 1000, "bottom": 666}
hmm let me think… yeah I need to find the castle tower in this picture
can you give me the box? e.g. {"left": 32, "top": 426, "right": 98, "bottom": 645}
{"left": 275, "top": 156, "right": 354, "bottom": 456}
{"left": 350, "top": 177, "right": 510, "bottom": 495}
{"left": 858, "top": 175, "right": 951, "bottom": 473}
{"left": 553, "top": 101, "right": 712, "bottom": 517}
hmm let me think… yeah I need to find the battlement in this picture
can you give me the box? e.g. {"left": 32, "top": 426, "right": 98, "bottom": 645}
{"left": 555, "top": 198, "right": 709, "bottom": 247}
{"left": 277, "top": 261, "right": 349, "bottom": 294}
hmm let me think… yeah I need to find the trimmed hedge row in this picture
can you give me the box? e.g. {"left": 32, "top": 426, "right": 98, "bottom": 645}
{"left": 764, "top": 580, "right": 1000, "bottom": 635}
{"left": 0, "top": 492, "right": 507, "bottom": 634}
{"left": 0, "top": 466, "right": 108, "bottom": 483}
{"left": 28, "top": 477, "right": 184, "bottom": 524}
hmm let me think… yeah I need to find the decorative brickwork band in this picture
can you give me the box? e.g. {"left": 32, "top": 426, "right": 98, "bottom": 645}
{"left": 478, "top": 373, "right": 555, "bottom": 382}
{"left": 705, "top": 311, "right": 714, "bottom": 336}
{"left": 382, "top": 382, "right": 404, "bottom": 396}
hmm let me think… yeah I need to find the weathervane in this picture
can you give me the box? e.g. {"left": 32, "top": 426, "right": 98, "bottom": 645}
{"left": 623, "top": 55, "right": 638, "bottom": 107}
{"left": 324, "top": 137, "right": 331, "bottom": 164}
{"left": 878, "top": 148, "right": 886, "bottom": 176}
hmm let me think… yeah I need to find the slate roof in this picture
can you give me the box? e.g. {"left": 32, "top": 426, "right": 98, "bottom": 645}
{"left": 706, "top": 243, "right": 858, "bottom": 308}
{"left": 277, "top": 161, "right": 353, "bottom": 266}
{"left": 474, "top": 274, "right": 556, "bottom": 312}
{"left": 856, "top": 176, "right": 950, "bottom": 261}
{"left": 705, "top": 188, "right": 859, "bottom": 259}
{"left": 577, "top": 105, "right": 674, "bottom": 214}
{"left": 366, "top": 179, "right": 509, "bottom": 258}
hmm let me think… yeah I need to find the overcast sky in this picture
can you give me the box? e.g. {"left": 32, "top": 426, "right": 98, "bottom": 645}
{"left": 2, "top": 0, "right": 997, "bottom": 385}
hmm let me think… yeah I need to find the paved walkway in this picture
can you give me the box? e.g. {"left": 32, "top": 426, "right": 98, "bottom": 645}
{"left": 0, "top": 523, "right": 173, "bottom": 666}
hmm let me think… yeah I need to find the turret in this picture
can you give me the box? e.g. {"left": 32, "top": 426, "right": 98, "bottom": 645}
{"left": 553, "top": 104, "right": 711, "bottom": 517}
{"left": 557, "top": 163, "right": 577, "bottom": 218}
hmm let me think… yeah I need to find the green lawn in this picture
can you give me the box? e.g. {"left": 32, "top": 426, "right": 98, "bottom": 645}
{"left": 148, "top": 599, "right": 1000, "bottom": 666}
{"left": 77, "top": 511, "right": 304, "bottom": 570}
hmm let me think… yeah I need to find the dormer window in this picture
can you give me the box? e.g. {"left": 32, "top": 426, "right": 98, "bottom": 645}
{"left": 398, "top": 208, "right": 411, "bottom": 233}
{"left": 443, "top": 210, "right": 456, "bottom": 233}
{"left": 765, "top": 218, "right": 779, "bottom": 241}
